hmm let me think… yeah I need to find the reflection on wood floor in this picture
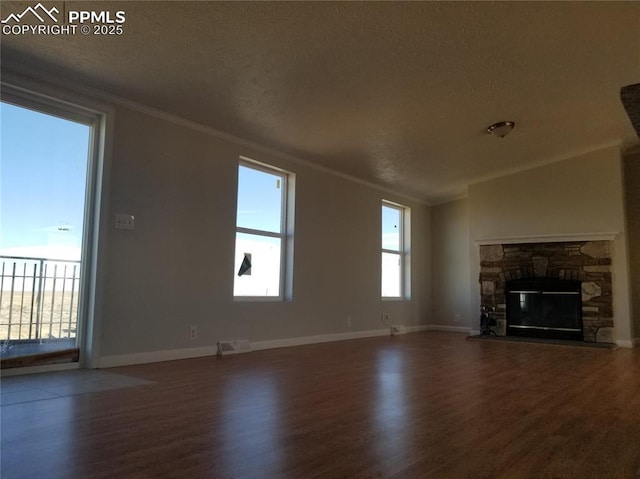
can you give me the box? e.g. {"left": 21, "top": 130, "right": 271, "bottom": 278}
{"left": 2, "top": 331, "right": 639, "bottom": 478}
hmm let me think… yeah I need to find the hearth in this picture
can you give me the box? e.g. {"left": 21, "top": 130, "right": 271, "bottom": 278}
{"left": 506, "top": 278, "right": 583, "bottom": 341}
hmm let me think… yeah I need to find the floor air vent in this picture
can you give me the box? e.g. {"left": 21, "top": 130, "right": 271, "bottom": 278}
{"left": 216, "top": 340, "right": 251, "bottom": 356}
{"left": 390, "top": 325, "right": 406, "bottom": 336}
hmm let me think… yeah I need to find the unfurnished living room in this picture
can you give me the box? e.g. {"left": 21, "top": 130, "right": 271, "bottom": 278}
{"left": 1, "top": 2, "right": 639, "bottom": 478}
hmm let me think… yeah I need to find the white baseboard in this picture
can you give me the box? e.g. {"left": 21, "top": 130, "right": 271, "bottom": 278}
{"left": 99, "top": 345, "right": 219, "bottom": 368}
{"left": 97, "top": 325, "right": 482, "bottom": 368}
{"left": 251, "top": 328, "right": 390, "bottom": 351}
{"left": 424, "top": 324, "right": 472, "bottom": 334}
{"left": 99, "top": 328, "right": 395, "bottom": 368}
{"left": 616, "top": 339, "right": 635, "bottom": 349}
{"left": 405, "top": 325, "right": 430, "bottom": 333}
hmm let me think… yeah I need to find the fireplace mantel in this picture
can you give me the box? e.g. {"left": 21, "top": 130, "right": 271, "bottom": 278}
{"left": 475, "top": 232, "right": 619, "bottom": 246}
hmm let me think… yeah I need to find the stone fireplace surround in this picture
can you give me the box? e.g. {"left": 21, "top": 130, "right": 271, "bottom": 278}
{"left": 479, "top": 240, "right": 614, "bottom": 343}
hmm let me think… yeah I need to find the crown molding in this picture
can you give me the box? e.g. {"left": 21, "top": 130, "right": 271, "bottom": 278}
{"left": 1, "top": 66, "right": 431, "bottom": 206}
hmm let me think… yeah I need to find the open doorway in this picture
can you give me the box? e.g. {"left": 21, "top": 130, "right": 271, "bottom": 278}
{"left": 0, "top": 91, "right": 102, "bottom": 369}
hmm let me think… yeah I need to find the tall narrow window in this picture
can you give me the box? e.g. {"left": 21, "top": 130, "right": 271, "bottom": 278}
{"left": 234, "top": 160, "right": 292, "bottom": 299}
{"left": 381, "top": 201, "right": 410, "bottom": 299}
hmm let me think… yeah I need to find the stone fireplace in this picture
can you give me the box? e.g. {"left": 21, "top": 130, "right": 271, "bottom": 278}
{"left": 479, "top": 240, "right": 614, "bottom": 343}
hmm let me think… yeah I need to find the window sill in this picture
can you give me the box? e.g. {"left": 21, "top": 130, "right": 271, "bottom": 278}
{"left": 233, "top": 296, "right": 284, "bottom": 303}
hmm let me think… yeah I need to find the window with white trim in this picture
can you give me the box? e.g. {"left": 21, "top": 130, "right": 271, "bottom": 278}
{"left": 381, "top": 201, "right": 410, "bottom": 299}
{"left": 233, "top": 160, "right": 292, "bottom": 299}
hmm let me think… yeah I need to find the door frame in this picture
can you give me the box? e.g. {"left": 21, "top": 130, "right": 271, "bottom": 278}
{"left": 1, "top": 73, "right": 114, "bottom": 369}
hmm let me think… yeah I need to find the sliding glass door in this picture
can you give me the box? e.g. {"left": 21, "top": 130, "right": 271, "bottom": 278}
{"left": 0, "top": 98, "right": 94, "bottom": 367}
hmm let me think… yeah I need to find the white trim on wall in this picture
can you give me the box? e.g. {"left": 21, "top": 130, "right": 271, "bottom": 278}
{"left": 98, "top": 345, "right": 220, "bottom": 368}
{"left": 96, "top": 329, "right": 396, "bottom": 368}
{"left": 97, "top": 327, "right": 461, "bottom": 368}
{"left": 424, "top": 325, "right": 472, "bottom": 334}
{"left": 98, "top": 328, "right": 390, "bottom": 368}
{"left": 251, "top": 329, "right": 391, "bottom": 352}
{"left": 2, "top": 67, "right": 429, "bottom": 206}
{"left": 82, "top": 326, "right": 640, "bottom": 369}
{"left": 475, "top": 233, "right": 619, "bottom": 245}
{"left": 404, "top": 325, "right": 431, "bottom": 333}
{"left": 468, "top": 141, "right": 623, "bottom": 192}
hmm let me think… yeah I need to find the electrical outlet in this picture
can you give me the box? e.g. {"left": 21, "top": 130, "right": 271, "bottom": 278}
{"left": 346, "top": 316, "right": 352, "bottom": 328}
{"left": 189, "top": 325, "right": 197, "bottom": 340}
{"left": 454, "top": 314, "right": 461, "bottom": 324}
{"left": 381, "top": 313, "right": 390, "bottom": 323}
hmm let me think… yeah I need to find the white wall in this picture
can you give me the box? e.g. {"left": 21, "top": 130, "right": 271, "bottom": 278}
{"left": 431, "top": 199, "right": 471, "bottom": 328}
{"left": 468, "top": 147, "right": 627, "bottom": 239}
{"left": 99, "top": 104, "right": 432, "bottom": 362}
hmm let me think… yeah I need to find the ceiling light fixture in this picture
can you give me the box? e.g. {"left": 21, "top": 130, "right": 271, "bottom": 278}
{"left": 487, "top": 121, "right": 515, "bottom": 138}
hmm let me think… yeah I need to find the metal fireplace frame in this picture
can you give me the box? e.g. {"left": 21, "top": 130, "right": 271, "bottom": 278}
{"left": 505, "top": 278, "right": 583, "bottom": 341}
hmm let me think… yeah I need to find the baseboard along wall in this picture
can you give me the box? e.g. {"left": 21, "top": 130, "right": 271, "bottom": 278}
{"left": 98, "top": 325, "right": 463, "bottom": 368}
{"left": 96, "top": 325, "right": 637, "bottom": 368}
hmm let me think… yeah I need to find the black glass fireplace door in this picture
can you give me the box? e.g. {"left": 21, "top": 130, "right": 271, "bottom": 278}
{"left": 506, "top": 279, "right": 583, "bottom": 341}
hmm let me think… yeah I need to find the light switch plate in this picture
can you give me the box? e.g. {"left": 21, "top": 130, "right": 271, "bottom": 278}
{"left": 115, "top": 214, "right": 135, "bottom": 230}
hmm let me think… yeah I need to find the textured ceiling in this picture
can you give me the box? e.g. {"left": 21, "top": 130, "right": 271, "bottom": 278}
{"left": 1, "top": 1, "right": 639, "bottom": 203}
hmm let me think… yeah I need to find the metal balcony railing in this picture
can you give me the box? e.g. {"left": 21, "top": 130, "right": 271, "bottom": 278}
{"left": 0, "top": 255, "right": 81, "bottom": 343}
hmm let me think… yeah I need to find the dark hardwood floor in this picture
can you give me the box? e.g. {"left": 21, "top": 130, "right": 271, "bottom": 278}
{"left": 2, "top": 331, "right": 639, "bottom": 478}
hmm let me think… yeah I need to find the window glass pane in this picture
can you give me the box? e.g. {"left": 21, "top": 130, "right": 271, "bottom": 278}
{"left": 234, "top": 232, "right": 281, "bottom": 297}
{"left": 381, "top": 252, "right": 401, "bottom": 297}
{"left": 1, "top": 101, "right": 91, "bottom": 352}
{"left": 1, "top": 102, "right": 90, "bottom": 260}
{"left": 382, "top": 205, "right": 401, "bottom": 251}
{"left": 236, "top": 165, "right": 283, "bottom": 233}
